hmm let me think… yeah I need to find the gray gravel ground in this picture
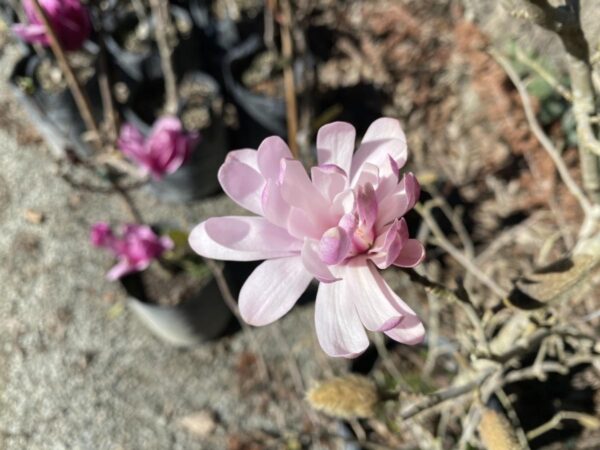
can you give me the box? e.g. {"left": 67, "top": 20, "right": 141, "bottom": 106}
{"left": 0, "top": 42, "right": 345, "bottom": 449}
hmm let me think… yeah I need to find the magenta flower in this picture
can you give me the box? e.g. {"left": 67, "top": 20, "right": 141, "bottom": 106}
{"left": 12, "top": 0, "right": 91, "bottom": 52}
{"left": 90, "top": 223, "right": 173, "bottom": 281}
{"left": 118, "top": 116, "right": 199, "bottom": 180}
{"left": 189, "top": 118, "right": 426, "bottom": 358}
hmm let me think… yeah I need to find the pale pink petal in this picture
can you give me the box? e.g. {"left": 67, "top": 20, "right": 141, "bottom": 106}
{"left": 239, "top": 256, "right": 312, "bottom": 326}
{"left": 393, "top": 239, "right": 426, "bottom": 268}
{"left": 351, "top": 138, "right": 407, "bottom": 184}
{"left": 319, "top": 226, "right": 351, "bottom": 265}
{"left": 311, "top": 165, "right": 348, "bottom": 202}
{"left": 257, "top": 136, "right": 292, "bottom": 179}
{"left": 280, "top": 159, "right": 332, "bottom": 229}
{"left": 338, "top": 212, "right": 358, "bottom": 236}
{"left": 287, "top": 208, "right": 324, "bottom": 240}
{"left": 357, "top": 182, "right": 377, "bottom": 229}
{"left": 376, "top": 155, "right": 402, "bottom": 201}
{"left": 301, "top": 240, "right": 339, "bottom": 283}
{"left": 316, "top": 122, "right": 356, "bottom": 174}
{"left": 353, "top": 163, "right": 379, "bottom": 189}
{"left": 343, "top": 259, "right": 404, "bottom": 332}
{"left": 385, "top": 315, "right": 425, "bottom": 345}
{"left": 218, "top": 152, "right": 265, "bottom": 215}
{"left": 369, "top": 218, "right": 408, "bottom": 269}
{"left": 330, "top": 191, "right": 353, "bottom": 218}
{"left": 229, "top": 148, "right": 260, "bottom": 171}
{"left": 362, "top": 117, "right": 406, "bottom": 144}
{"left": 261, "top": 179, "right": 292, "bottom": 228}
{"left": 376, "top": 172, "right": 420, "bottom": 231}
{"left": 315, "top": 278, "right": 369, "bottom": 358}
{"left": 189, "top": 217, "right": 301, "bottom": 261}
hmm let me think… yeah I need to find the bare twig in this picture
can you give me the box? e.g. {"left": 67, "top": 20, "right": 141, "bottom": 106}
{"left": 504, "top": 0, "right": 600, "bottom": 202}
{"left": 527, "top": 410, "right": 600, "bottom": 440}
{"left": 95, "top": 27, "right": 119, "bottom": 146}
{"left": 148, "top": 0, "right": 178, "bottom": 115}
{"left": 279, "top": 0, "right": 299, "bottom": 158}
{"left": 398, "top": 369, "right": 496, "bottom": 420}
{"left": 30, "top": 0, "right": 101, "bottom": 149}
{"left": 415, "top": 202, "right": 508, "bottom": 298}
{"left": 495, "top": 389, "right": 532, "bottom": 450}
{"left": 491, "top": 49, "right": 593, "bottom": 215}
{"left": 514, "top": 46, "right": 572, "bottom": 102}
{"left": 202, "top": 258, "right": 270, "bottom": 382}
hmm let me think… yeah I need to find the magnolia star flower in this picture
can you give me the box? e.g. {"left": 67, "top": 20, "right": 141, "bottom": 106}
{"left": 118, "top": 116, "right": 199, "bottom": 180}
{"left": 91, "top": 223, "right": 173, "bottom": 280}
{"left": 189, "top": 118, "right": 425, "bottom": 357}
{"left": 13, "top": 0, "right": 91, "bottom": 52}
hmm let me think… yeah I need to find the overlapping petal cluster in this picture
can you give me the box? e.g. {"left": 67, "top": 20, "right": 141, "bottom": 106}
{"left": 13, "top": 0, "right": 91, "bottom": 52}
{"left": 189, "top": 118, "right": 425, "bottom": 357}
{"left": 91, "top": 223, "right": 173, "bottom": 280}
{"left": 118, "top": 117, "right": 199, "bottom": 180}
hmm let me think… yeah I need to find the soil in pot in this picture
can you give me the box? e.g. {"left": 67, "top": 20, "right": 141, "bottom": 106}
{"left": 120, "top": 260, "right": 239, "bottom": 345}
{"left": 106, "top": 5, "right": 198, "bottom": 83}
{"left": 34, "top": 51, "right": 96, "bottom": 94}
{"left": 241, "top": 47, "right": 285, "bottom": 98}
{"left": 10, "top": 51, "right": 102, "bottom": 158}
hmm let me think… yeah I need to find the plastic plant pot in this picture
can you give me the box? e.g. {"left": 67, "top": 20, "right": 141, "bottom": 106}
{"left": 120, "top": 261, "right": 243, "bottom": 346}
{"left": 8, "top": 51, "right": 102, "bottom": 159}
{"left": 122, "top": 71, "right": 228, "bottom": 202}
{"left": 222, "top": 34, "right": 287, "bottom": 144}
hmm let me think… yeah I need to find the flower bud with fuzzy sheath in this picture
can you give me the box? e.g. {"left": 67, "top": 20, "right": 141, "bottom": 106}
{"left": 478, "top": 408, "right": 522, "bottom": 450}
{"left": 306, "top": 375, "right": 380, "bottom": 419}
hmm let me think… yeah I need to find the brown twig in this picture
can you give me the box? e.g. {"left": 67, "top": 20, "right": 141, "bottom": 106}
{"left": 30, "top": 0, "right": 101, "bottom": 150}
{"left": 491, "top": 49, "right": 592, "bottom": 212}
{"left": 503, "top": 0, "right": 600, "bottom": 202}
{"left": 514, "top": 46, "right": 572, "bottom": 102}
{"left": 148, "top": 0, "right": 178, "bottom": 115}
{"left": 398, "top": 369, "right": 496, "bottom": 420}
{"left": 415, "top": 202, "right": 508, "bottom": 298}
{"left": 202, "top": 258, "right": 270, "bottom": 382}
{"left": 279, "top": 0, "right": 299, "bottom": 158}
{"left": 95, "top": 30, "right": 119, "bottom": 146}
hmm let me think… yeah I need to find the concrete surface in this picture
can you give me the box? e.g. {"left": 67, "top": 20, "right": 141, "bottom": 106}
{"left": 0, "top": 43, "right": 345, "bottom": 450}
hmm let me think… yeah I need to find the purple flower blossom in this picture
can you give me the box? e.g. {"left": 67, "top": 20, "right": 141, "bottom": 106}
{"left": 91, "top": 223, "right": 173, "bottom": 281}
{"left": 189, "top": 118, "right": 426, "bottom": 358}
{"left": 118, "top": 117, "right": 200, "bottom": 180}
{"left": 12, "top": 0, "right": 91, "bottom": 52}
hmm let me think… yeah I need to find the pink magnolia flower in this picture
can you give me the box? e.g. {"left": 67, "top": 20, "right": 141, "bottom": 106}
{"left": 189, "top": 118, "right": 425, "bottom": 357}
{"left": 118, "top": 116, "right": 200, "bottom": 180}
{"left": 90, "top": 223, "right": 173, "bottom": 281}
{"left": 12, "top": 0, "right": 91, "bottom": 52}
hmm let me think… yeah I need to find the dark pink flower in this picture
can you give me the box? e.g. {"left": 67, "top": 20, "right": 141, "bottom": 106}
{"left": 118, "top": 117, "right": 199, "bottom": 180}
{"left": 91, "top": 223, "right": 173, "bottom": 280}
{"left": 12, "top": 0, "right": 91, "bottom": 52}
{"left": 189, "top": 118, "right": 425, "bottom": 358}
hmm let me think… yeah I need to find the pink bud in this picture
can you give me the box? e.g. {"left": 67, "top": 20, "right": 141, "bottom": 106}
{"left": 13, "top": 0, "right": 91, "bottom": 52}
{"left": 118, "top": 117, "right": 200, "bottom": 180}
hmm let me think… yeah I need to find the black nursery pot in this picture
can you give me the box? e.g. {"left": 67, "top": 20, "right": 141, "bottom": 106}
{"left": 104, "top": 5, "right": 200, "bottom": 84}
{"left": 9, "top": 52, "right": 102, "bottom": 159}
{"left": 120, "top": 263, "right": 237, "bottom": 346}
{"left": 123, "top": 71, "right": 228, "bottom": 202}
{"left": 223, "top": 34, "right": 314, "bottom": 147}
{"left": 223, "top": 35, "right": 287, "bottom": 145}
